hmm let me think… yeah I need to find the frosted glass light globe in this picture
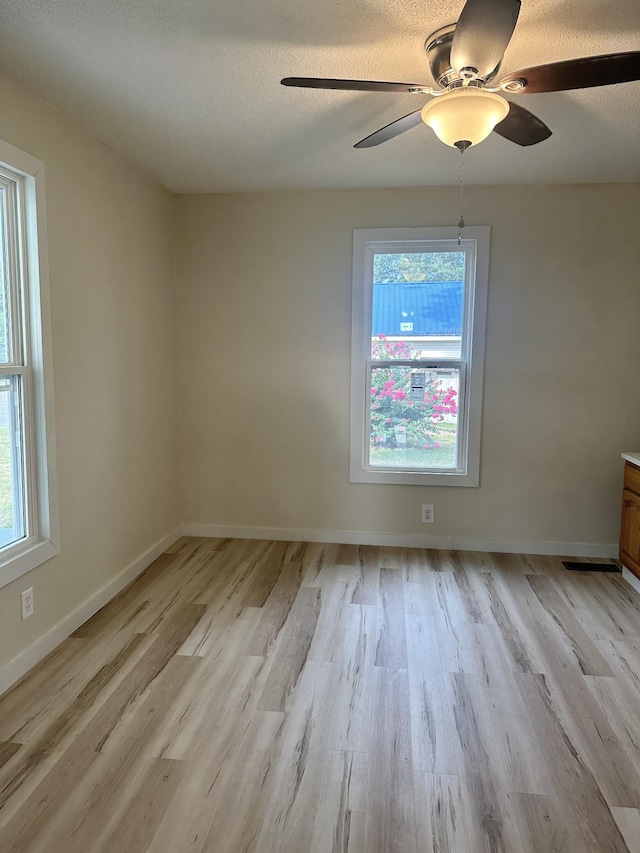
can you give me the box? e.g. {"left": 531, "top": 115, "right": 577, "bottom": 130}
{"left": 421, "top": 89, "right": 510, "bottom": 148}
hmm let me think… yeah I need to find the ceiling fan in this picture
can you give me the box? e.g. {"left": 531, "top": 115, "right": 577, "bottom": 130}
{"left": 281, "top": 0, "right": 640, "bottom": 151}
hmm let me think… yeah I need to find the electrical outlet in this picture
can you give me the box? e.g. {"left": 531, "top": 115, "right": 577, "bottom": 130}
{"left": 21, "top": 588, "right": 34, "bottom": 620}
{"left": 422, "top": 504, "right": 435, "bottom": 524}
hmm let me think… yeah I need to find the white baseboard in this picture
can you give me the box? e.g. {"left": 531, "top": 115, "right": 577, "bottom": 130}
{"left": 181, "top": 523, "right": 618, "bottom": 559}
{"left": 0, "top": 527, "right": 181, "bottom": 696}
{"left": 622, "top": 567, "right": 640, "bottom": 596}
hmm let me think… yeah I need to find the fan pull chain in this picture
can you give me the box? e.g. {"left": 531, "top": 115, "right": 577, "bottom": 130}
{"left": 458, "top": 145, "right": 466, "bottom": 245}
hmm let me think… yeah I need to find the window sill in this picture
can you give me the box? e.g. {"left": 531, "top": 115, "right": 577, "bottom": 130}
{"left": 0, "top": 538, "right": 59, "bottom": 588}
{"left": 350, "top": 468, "right": 479, "bottom": 487}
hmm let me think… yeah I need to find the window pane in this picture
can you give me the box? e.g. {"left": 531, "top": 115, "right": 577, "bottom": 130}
{"left": 0, "top": 376, "right": 25, "bottom": 549}
{"left": 369, "top": 365, "right": 460, "bottom": 470}
{"left": 372, "top": 252, "right": 464, "bottom": 360}
{"left": 0, "top": 188, "right": 9, "bottom": 363}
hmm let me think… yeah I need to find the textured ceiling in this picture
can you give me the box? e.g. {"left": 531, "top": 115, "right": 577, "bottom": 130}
{"left": 0, "top": 0, "right": 639, "bottom": 192}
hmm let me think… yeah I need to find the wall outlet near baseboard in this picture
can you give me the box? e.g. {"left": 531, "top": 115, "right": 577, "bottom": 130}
{"left": 21, "top": 588, "right": 34, "bottom": 620}
{"left": 421, "top": 504, "right": 435, "bottom": 524}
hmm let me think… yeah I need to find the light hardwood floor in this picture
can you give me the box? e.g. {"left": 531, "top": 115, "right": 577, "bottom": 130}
{"left": 1, "top": 537, "right": 640, "bottom": 852}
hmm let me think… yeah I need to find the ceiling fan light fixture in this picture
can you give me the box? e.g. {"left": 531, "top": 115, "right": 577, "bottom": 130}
{"left": 421, "top": 88, "right": 510, "bottom": 148}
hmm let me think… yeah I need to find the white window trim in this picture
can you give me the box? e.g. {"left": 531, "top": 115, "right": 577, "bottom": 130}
{"left": 0, "top": 139, "right": 59, "bottom": 588}
{"left": 350, "top": 226, "right": 490, "bottom": 487}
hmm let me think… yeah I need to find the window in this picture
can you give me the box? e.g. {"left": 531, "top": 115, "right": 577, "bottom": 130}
{"left": 350, "top": 226, "right": 489, "bottom": 486}
{"left": 0, "top": 140, "right": 58, "bottom": 588}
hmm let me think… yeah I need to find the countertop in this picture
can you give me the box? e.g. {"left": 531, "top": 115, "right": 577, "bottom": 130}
{"left": 622, "top": 453, "right": 640, "bottom": 467}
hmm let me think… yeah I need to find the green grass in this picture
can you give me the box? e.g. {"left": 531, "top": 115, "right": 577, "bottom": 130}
{"left": 370, "top": 423, "right": 458, "bottom": 469}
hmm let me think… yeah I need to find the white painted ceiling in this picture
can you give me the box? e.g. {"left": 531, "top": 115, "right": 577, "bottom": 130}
{"left": 0, "top": 0, "right": 639, "bottom": 192}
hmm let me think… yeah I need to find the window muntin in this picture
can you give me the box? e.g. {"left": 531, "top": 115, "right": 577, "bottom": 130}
{"left": 0, "top": 141, "right": 58, "bottom": 587}
{"left": 350, "top": 227, "right": 489, "bottom": 487}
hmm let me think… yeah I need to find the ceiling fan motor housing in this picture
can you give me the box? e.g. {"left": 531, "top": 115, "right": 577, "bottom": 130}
{"left": 425, "top": 24, "right": 502, "bottom": 88}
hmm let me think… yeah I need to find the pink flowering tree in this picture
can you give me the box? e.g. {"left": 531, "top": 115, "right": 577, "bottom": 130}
{"left": 370, "top": 335, "right": 458, "bottom": 449}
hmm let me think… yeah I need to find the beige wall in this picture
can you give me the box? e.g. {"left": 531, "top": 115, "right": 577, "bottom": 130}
{"left": 0, "top": 73, "right": 179, "bottom": 671}
{"left": 175, "top": 184, "right": 640, "bottom": 547}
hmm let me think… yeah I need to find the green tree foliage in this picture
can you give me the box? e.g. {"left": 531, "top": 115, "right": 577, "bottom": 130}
{"left": 0, "top": 194, "right": 7, "bottom": 361}
{"left": 373, "top": 252, "right": 464, "bottom": 283}
{"left": 0, "top": 277, "right": 6, "bottom": 360}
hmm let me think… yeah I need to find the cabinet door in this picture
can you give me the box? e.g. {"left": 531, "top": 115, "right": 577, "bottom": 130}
{"left": 620, "top": 488, "right": 640, "bottom": 578}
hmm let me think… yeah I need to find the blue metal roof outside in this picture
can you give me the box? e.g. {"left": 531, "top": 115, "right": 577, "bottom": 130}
{"left": 372, "top": 281, "right": 463, "bottom": 337}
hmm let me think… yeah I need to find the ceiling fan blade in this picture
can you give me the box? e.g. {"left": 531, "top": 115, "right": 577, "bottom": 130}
{"left": 354, "top": 110, "right": 424, "bottom": 148}
{"left": 281, "top": 77, "right": 428, "bottom": 93}
{"left": 493, "top": 101, "right": 552, "bottom": 146}
{"left": 501, "top": 52, "right": 640, "bottom": 93}
{"left": 451, "top": 0, "right": 520, "bottom": 80}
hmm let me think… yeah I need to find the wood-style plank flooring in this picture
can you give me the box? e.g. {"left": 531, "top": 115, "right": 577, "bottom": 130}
{"left": 1, "top": 538, "right": 640, "bottom": 852}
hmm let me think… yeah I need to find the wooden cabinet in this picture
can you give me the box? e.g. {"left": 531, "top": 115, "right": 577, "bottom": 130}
{"left": 620, "top": 461, "right": 640, "bottom": 579}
